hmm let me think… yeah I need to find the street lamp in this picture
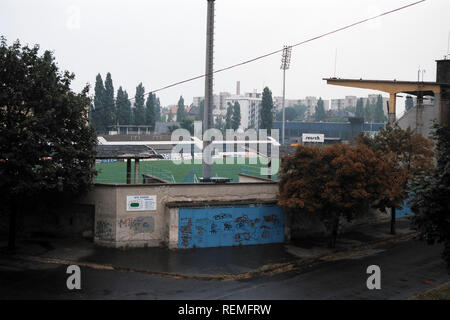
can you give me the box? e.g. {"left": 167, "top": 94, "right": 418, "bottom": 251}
{"left": 281, "top": 45, "right": 292, "bottom": 145}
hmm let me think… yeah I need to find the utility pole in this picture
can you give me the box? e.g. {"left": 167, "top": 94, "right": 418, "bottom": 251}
{"left": 202, "top": 0, "right": 215, "bottom": 180}
{"left": 280, "top": 45, "right": 292, "bottom": 145}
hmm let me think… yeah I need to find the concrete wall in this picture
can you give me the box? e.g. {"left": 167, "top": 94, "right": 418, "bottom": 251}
{"left": 78, "top": 182, "right": 280, "bottom": 248}
{"left": 176, "top": 204, "right": 285, "bottom": 249}
{"left": 397, "top": 102, "right": 440, "bottom": 139}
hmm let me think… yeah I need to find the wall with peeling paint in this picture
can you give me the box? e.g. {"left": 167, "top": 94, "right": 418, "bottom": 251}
{"left": 77, "top": 181, "right": 283, "bottom": 248}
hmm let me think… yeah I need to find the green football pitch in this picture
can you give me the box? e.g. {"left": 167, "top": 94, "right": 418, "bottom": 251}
{"left": 95, "top": 158, "right": 278, "bottom": 184}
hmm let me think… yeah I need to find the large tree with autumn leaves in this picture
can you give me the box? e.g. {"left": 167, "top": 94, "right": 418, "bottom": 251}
{"left": 356, "top": 124, "right": 434, "bottom": 234}
{"left": 278, "top": 143, "right": 393, "bottom": 248}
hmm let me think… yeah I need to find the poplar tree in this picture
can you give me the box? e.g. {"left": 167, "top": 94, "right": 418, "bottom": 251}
{"left": 232, "top": 101, "right": 241, "bottom": 130}
{"left": 133, "top": 83, "right": 146, "bottom": 125}
{"left": 225, "top": 103, "right": 233, "bottom": 129}
{"left": 92, "top": 73, "right": 106, "bottom": 133}
{"left": 314, "top": 97, "right": 326, "bottom": 122}
{"left": 355, "top": 98, "right": 364, "bottom": 118}
{"left": 260, "top": 87, "right": 274, "bottom": 130}
{"left": 116, "top": 87, "right": 131, "bottom": 125}
{"left": 374, "top": 95, "right": 385, "bottom": 123}
{"left": 145, "top": 93, "right": 156, "bottom": 131}
{"left": 103, "top": 72, "right": 115, "bottom": 128}
{"left": 177, "top": 96, "right": 185, "bottom": 122}
{"left": 155, "top": 95, "right": 162, "bottom": 122}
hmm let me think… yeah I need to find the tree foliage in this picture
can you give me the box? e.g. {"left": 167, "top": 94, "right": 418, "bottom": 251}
{"left": 314, "top": 97, "right": 326, "bottom": 121}
{"left": 276, "top": 106, "right": 297, "bottom": 122}
{"left": 409, "top": 124, "right": 450, "bottom": 266}
{"left": 259, "top": 87, "right": 273, "bottom": 130}
{"left": 116, "top": 87, "right": 131, "bottom": 125}
{"left": 356, "top": 123, "right": 434, "bottom": 234}
{"left": 405, "top": 96, "right": 414, "bottom": 112}
{"left": 355, "top": 98, "right": 364, "bottom": 118}
{"left": 225, "top": 103, "right": 233, "bottom": 130}
{"left": 92, "top": 73, "right": 106, "bottom": 133}
{"left": 0, "top": 37, "right": 97, "bottom": 248}
{"left": 176, "top": 95, "right": 185, "bottom": 122}
{"left": 145, "top": 93, "right": 156, "bottom": 131}
{"left": 232, "top": 101, "right": 241, "bottom": 130}
{"left": 374, "top": 95, "right": 385, "bottom": 123}
{"left": 133, "top": 83, "right": 146, "bottom": 125}
{"left": 278, "top": 143, "right": 392, "bottom": 247}
{"left": 103, "top": 72, "right": 116, "bottom": 128}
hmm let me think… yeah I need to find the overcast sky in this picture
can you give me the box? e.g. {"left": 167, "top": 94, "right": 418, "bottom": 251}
{"left": 1, "top": 0, "right": 449, "bottom": 115}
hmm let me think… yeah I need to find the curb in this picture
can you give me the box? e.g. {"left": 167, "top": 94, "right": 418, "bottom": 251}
{"left": 8, "top": 231, "right": 419, "bottom": 281}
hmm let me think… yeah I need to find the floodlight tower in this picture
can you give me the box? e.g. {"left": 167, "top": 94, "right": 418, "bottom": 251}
{"left": 280, "top": 45, "right": 292, "bottom": 145}
{"left": 202, "top": 0, "right": 215, "bottom": 180}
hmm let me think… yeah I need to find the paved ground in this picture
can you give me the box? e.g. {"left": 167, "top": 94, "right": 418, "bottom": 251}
{"left": 0, "top": 238, "right": 448, "bottom": 299}
{"left": 0, "top": 218, "right": 414, "bottom": 277}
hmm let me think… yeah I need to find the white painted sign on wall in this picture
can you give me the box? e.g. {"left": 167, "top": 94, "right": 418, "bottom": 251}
{"left": 126, "top": 195, "right": 157, "bottom": 211}
{"left": 302, "top": 133, "right": 325, "bottom": 143}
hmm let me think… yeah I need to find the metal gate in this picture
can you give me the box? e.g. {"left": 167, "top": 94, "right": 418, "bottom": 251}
{"left": 178, "top": 204, "right": 284, "bottom": 248}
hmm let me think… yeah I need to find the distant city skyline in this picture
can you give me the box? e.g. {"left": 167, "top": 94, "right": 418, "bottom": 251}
{"left": 1, "top": 0, "right": 448, "bottom": 117}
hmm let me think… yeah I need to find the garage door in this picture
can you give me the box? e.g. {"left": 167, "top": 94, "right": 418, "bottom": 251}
{"left": 178, "top": 204, "right": 284, "bottom": 248}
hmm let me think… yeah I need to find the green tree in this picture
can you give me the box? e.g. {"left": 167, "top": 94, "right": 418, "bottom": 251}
{"left": 103, "top": 72, "right": 116, "bottom": 129}
{"left": 292, "top": 104, "right": 308, "bottom": 121}
{"left": 116, "top": 87, "right": 131, "bottom": 125}
{"left": 145, "top": 93, "right": 156, "bottom": 131}
{"left": 133, "top": 83, "right": 146, "bottom": 125}
{"left": 314, "top": 97, "right": 326, "bottom": 121}
{"left": 374, "top": 95, "right": 385, "bottom": 123}
{"left": 260, "top": 87, "right": 274, "bottom": 130}
{"left": 214, "top": 115, "right": 225, "bottom": 132}
{"left": 278, "top": 143, "right": 392, "bottom": 248}
{"left": 232, "top": 101, "right": 241, "bottom": 130}
{"left": 155, "top": 96, "right": 161, "bottom": 122}
{"left": 357, "top": 124, "right": 434, "bottom": 234}
{"left": 409, "top": 124, "right": 450, "bottom": 267}
{"left": 0, "top": 37, "right": 97, "bottom": 249}
{"left": 364, "top": 99, "right": 372, "bottom": 122}
{"left": 177, "top": 96, "right": 186, "bottom": 122}
{"left": 355, "top": 98, "right": 364, "bottom": 118}
{"left": 180, "top": 119, "right": 194, "bottom": 135}
{"left": 196, "top": 100, "right": 205, "bottom": 121}
{"left": 276, "top": 107, "right": 297, "bottom": 121}
{"left": 225, "top": 102, "right": 233, "bottom": 129}
{"left": 405, "top": 95, "right": 414, "bottom": 112}
{"left": 92, "top": 73, "right": 106, "bottom": 133}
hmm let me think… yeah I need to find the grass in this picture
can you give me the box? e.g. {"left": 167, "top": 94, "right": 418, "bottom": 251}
{"left": 412, "top": 282, "right": 450, "bottom": 300}
{"left": 95, "top": 158, "right": 277, "bottom": 184}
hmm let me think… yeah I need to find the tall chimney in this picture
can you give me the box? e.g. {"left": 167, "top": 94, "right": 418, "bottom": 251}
{"left": 236, "top": 81, "right": 240, "bottom": 96}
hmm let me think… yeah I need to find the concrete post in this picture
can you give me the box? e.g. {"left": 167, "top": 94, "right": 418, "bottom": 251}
{"left": 388, "top": 92, "right": 397, "bottom": 124}
{"left": 126, "top": 159, "right": 131, "bottom": 184}
{"left": 202, "top": 0, "right": 215, "bottom": 180}
{"left": 134, "top": 158, "right": 140, "bottom": 184}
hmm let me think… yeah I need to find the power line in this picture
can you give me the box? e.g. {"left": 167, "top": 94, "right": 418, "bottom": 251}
{"left": 129, "top": 0, "right": 426, "bottom": 102}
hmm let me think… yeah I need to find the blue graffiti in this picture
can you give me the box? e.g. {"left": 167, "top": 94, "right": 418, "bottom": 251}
{"left": 178, "top": 205, "right": 284, "bottom": 248}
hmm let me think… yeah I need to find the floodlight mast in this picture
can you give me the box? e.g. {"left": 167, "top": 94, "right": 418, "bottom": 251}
{"left": 202, "top": 0, "right": 215, "bottom": 180}
{"left": 280, "top": 45, "right": 292, "bottom": 145}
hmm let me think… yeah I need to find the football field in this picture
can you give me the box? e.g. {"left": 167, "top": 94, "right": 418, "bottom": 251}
{"left": 95, "top": 158, "right": 277, "bottom": 184}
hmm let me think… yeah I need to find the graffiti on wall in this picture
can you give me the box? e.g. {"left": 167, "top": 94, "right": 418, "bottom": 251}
{"left": 178, "top": 205, "right": 284, "bottom": 248}
{"left": 96, "top": 220, "right": 113, "bottom": 239}
{"left": 118, "top": 216, "right": 154, "bottom": 234}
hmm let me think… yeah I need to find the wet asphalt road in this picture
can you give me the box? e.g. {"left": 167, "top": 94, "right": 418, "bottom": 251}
{"left": 0, "top": 239, "right": 449, "bottom": 300}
